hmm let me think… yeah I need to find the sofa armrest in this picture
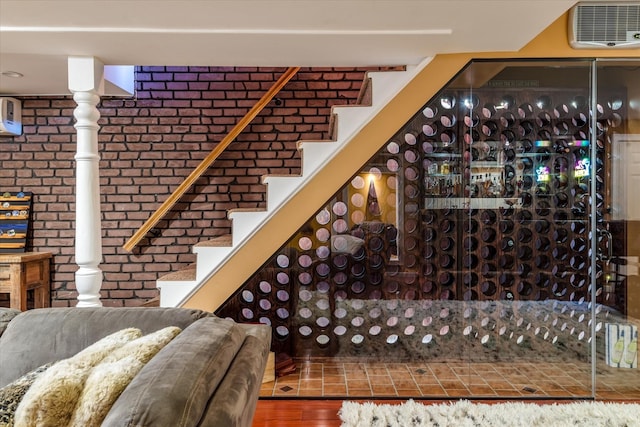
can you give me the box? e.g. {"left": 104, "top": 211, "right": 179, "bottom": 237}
{"left": 237, "top": 322, "right": 271, "bottom": 342}
{"left": 198, "top": 324, "right": 271, "bottom": 427}
{"left": 102, "top": 316, "right": 247, "bottom": 427}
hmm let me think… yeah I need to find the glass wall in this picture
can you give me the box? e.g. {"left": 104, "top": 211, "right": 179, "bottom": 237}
{"left": 220, "top": 59, "right": 640, "bottom": 399}
{"left": 595, "top": 60, "right": 640, "bottom": 399}
{"left": 449, "top": 61, "right": 595, "bottom": 397}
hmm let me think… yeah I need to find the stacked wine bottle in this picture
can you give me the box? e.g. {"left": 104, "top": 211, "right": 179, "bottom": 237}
{"left": 217, "top": 87, "right": 624, "bottom": 357}
{"left": 415, "top": 89, "right": 622, "bottom": 303}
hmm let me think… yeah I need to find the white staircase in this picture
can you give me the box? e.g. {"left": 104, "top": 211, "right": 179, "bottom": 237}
{"left": 157, "top": 62, "right": 430, "bottom": 307}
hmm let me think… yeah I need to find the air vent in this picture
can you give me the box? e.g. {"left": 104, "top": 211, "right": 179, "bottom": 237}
{"left": 569, "top": 2, "right": 640, "bottom": 48}
{"left": 0, "top": 97, "right": 22, "bottom": 136}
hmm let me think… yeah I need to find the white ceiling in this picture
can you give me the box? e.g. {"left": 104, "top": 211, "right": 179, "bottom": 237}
{"left": 0, "top": 0, "right": 584, "bottom": 95}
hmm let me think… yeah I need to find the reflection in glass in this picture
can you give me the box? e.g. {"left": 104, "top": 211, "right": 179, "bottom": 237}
{"left": 217, "top": 58, "right": 640, "bottom": 401}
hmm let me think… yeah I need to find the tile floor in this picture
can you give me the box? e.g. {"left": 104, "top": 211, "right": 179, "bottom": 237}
{"left": 260, "top": 360, "right": 640, "bottom": 400}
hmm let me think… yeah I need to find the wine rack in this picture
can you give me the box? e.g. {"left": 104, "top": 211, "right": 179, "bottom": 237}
{"left": 412, "top": 88, "right": 621, "bottom": 306}
{"left": 218, "top": 85, "right": 626, "bottom": 359}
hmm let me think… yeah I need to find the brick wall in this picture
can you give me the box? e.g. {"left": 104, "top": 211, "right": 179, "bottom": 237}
{"left": 0, "top": 66, "right": 398, "bottom": 307}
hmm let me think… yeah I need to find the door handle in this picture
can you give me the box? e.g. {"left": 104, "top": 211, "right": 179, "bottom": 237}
{"left": 597, "top": 229, "right": 613, "bottom": 263}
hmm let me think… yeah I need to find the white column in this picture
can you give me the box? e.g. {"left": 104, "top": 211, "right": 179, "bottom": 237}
{"left": 68, "top": 57, "right": 105, "bottom": 307}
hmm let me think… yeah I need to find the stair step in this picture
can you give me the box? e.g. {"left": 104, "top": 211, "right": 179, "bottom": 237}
{"left": 141, "top": 296, "right": 160, "bottom": 307}
{"left": 157, "top": 264, "right": 198, "bottom": 307}
{"left": 227, "top": 207, "right": 265, "bottom": 215}
{"left": 330, "top": 105, "right": 373, "bottom": 142}
{"left": 192, "top": 235, "right": 235, "bottom": 280}
{"left": 356, "top": 76, "right": 373, "bottom": 106}
{"left": 157, "top": 264, "right": 197, "bottom": 282}
{"left": 194, "top": 234, "right": 232, "bottom": 247}
{"left": 298, "top": 140, "right": 339, "bottom": 175}
{"left": 228, "top": 209, "right": 270, "bottom": 245}
{"left": 327, "top": 113, "right": 338, "bottom": 141}
{"left": 367, "top": 69, "right": 411, "bottom": 106}
{"left": 158, "top": 281, "right": 198, "bottom": 307}
{"left": 263, "top": 175, "right": 305, "bottom": 209}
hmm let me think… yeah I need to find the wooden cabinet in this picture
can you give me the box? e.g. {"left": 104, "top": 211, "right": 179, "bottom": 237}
{"left": 0, "top": 252, "right": 51, "bottom": 311}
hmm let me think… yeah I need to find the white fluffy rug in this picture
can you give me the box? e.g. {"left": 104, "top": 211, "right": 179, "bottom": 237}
{"left": 339, "top": 400, "right": 640, "bottom": 427}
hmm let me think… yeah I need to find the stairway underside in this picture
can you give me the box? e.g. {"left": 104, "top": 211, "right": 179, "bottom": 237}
{"left": 156, "top": 64, "right": 440, "bottom": 310}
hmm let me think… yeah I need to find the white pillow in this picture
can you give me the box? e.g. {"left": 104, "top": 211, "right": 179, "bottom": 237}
{"left": 68, "top": 326, "right": 182, "bottom": 427}
{"left": 14, "top": 328, "right": 142, "bottom": 427}
{"left": 68, "top": 356, "right": 144, "bottom": 427}
{"left": 101, "top": 326, "right": 181, "bottom": 365}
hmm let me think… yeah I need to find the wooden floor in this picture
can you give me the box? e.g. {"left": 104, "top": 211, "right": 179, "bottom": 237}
{"left": 255, "top": 359, "right": 640, "bottom": 426}
{"left": 253, "top": 400, "right": 344, "bottom": 427}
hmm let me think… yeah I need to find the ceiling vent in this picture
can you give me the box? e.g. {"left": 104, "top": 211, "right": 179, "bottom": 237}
{"left": 569, "top": 2, "right": 640, "bottom": 48}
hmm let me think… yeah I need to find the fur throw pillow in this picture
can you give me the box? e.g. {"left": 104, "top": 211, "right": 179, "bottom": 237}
{"left": 0, "top": 364, "right": 51, "bottom": 427}
{"left": 68, "top": 326, "right": 182, "bottom": 427}
{"left": 13, "top": 328, "right": 142, "bottom": 427}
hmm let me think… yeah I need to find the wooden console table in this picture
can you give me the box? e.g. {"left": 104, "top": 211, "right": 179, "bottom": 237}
{"left": 0, "top": 252, "right": 51, "bottom": 311}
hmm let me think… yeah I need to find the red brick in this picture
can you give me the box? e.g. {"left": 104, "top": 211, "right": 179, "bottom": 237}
{"left": 23, "top": 100, "right": 52, "bottom": 108}
{"left": 167, "top": 82, "right": 188, "bottom": 90}
{"left": 149, "top": 108, "right": 178, "bottom": 118}
{"left": 162, "top": 100, "right": 192, "bottom": 108}
{"left": 2, "top": 66, "right": 375, "bottom": 306}
{"left": 225, "top": 73, "right": 250, "bottom": 81}
{"left": 142, "top": 82, "right": 167, "bottom": 91}
{"left": 151, "top": 72, "right": 173, "bottom": 80}
{"left": 198, "top": 73, "right": 225, "bottom": 81}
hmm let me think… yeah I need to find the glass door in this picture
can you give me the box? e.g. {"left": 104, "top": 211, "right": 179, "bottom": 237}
{"left": 594, "top": 60, "right": 640, "bottom": 399}
{"left": 449, "top": 60, "right": 597, "bottom": 398}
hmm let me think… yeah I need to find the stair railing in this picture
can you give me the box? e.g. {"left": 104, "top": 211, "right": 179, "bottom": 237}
{"left": 123, "top": 66, "right": 300, "bottom": 252}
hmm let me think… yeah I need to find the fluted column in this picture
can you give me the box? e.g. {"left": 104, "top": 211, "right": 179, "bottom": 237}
{"left": 68, "top": 57, "right": 104, "bottom": 307}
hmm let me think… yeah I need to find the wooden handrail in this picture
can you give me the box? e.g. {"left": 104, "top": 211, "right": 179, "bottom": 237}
{"left": 123, "top": 67, "right": 300, "bottom": 252}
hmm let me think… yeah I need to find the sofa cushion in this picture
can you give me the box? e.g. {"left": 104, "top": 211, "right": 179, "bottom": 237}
{"left": 101, "top": 317, "right": 246, "bottom": 427}
{"left": 13, "top": 328, "right": 143, "bottom": 427}
{"left": 0, "top": 363, "right": 51, "bottom": 426}
{"left": 0, "top": 308, "right": 20, "bottom": 338}
{"left": 68, "top": 326, "right": 182, "bottom": 427}
{"left": 0, "top": 307, "right": 211, "bottom": 387}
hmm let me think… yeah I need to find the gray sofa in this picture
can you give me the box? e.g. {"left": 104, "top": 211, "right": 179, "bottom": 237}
{"left": 0, "top": 306, "right": 271, "bottom": 427}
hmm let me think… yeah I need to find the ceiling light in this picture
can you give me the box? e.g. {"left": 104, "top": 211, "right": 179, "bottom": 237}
{"left": 1, "top": 71, "right": 24, "bottom": 78}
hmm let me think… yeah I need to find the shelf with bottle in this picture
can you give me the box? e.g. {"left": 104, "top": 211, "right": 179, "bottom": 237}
{"left": 428, "top": 173, "right": 463, "bottom": 178}
{"left": 424, "top": 152, "right": 462, "bottom": 158}
{"left": 424, "top": 155, "right": 462, "bottom": 199}
{"left": 424, "top": 197, "right": 521, "bottom": 210}
{"left": 423, "top": 176, "right": 463, "bottom": 198}
{"left": 606, "top": 323, "right": 638, "bottom": 369}
{"left": 425, "top": 155, "right": 460, "bottom": 171}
